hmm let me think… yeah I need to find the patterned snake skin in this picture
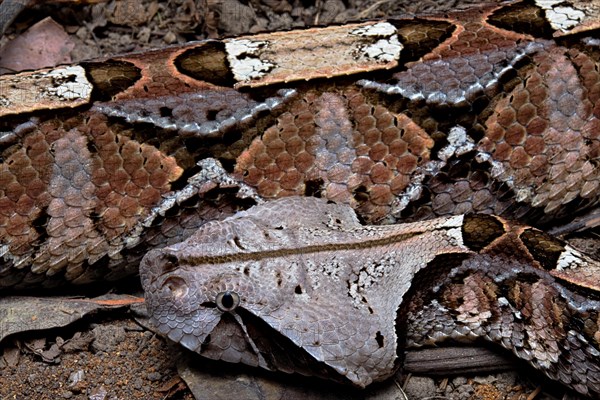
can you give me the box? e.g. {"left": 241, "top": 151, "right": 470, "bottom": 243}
{"left": 0, "top": 0, "right": 599, "bottom": 396}
{"left": 0, "top": 1, "right": 598, "bottom": 289}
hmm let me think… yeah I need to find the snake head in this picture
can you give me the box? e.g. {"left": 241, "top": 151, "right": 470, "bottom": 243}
{"left": 140, "top": 246, "right": 394, "bottom": 387}
{"left": 140, "top": 197, "right": 401, "bottom": 387}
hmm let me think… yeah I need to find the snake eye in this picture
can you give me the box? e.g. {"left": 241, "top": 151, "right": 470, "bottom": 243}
{"left": 215, "top": 291, "right": 240, "bottom": 312}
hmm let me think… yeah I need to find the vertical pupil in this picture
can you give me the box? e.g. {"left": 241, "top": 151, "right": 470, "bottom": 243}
{"left": 221, "top": 292, "right": 234, "bottom": 308}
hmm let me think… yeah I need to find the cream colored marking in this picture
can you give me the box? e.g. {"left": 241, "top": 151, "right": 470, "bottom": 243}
{"left": 535, "top": 0, "right": 600, "bottom": 35}
{"left": 556, "top": 248, "right": 586, "bottom": 271}
{"left": 438, "top": 126, "right": 475, "bottom": 161}
{"left": 360, "top": 37, "right": 402, "bottom": 63}
{"left": 475, "top": 151, "right": 535, "bottom": 203}
{"left": 350, "top": 22, "right": 403, "bottom": 63}
{"left": 390, "top": 173, "right": 425, "bottom": 218}
{"left": 439, "top": 215, "right": 465, "bottom": 229}
{"left": 539, "top": 1, "right": 585, "bottom": 31}
{"left": 0, "top": 244, "right": 7, "bottom": 258}
{"left": 224, "top": 39, "right": 276, "bottom": 82}
{"left": 124, "top": 158, "right": 258, "bottom": 249}
{"left": 392, "top": 127, "right": 474, "bottom": 219}
{"left": 0, "top": 244, "right": 30, "bottom": 270}
{"left": 43, "top": 66, "right": 92, "bottom": 100}
{"left": 350, "top": 22, "right": 397, "bottom": 37}
{"left": 0, "top": 65, "right": 92, "bottom": 117}
{"left": 224, "top": 22, "right": 401, "bottom": 87}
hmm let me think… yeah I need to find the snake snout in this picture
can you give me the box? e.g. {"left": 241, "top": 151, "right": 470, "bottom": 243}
{"left": 150, "top": 252, "right": 190, "bottom": 299}
{"left": 140, "top": 249, "right": 181, "bottom": 288}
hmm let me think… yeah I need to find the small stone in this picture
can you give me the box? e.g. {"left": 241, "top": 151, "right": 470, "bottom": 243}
{"left": 457, "top": 384, "right": 474, "bottom": 395}
{"left": 133, "top": 377, "right": 143, "bottom": 390}
{"left": 137, "top": 27, "right": 151, "bottom": 43}
{"left": 119, "top": 35, "right": 132, "bottom": 46}
{"left": 452, "top": 376, "right": 468, "bottom": 386}
{"left": 68, "top": 370, "right": 85, "bottom": 386}
{"left": 495, "top": 371, "right": 518, "bottom": 387}
{"left": 403, "top": 376, "right": 437, "bottom": 398}
{"left": 3, "top": 346, "right": 19, "bottom": 367}
{"left": 147, "top": 372, "right": 161, "bottom": 382}
{"left": 76, "top": 27, "right": 89, "bottom": 40}
{"left": 163, "top": 31, "right": 177, "bottom": 44}
{"left": 88, "top": 385, "right": 108, "bottom": 400}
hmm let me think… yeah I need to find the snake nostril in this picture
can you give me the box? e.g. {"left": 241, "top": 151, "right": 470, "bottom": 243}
{"left": 161, "top": 253, "right": 179, "bottom": 274}
{"left": 162, "top": 276, "right": 189, "bottom": 298}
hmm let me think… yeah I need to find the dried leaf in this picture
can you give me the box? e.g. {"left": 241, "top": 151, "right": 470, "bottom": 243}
{"left": 0, "top": 294, "right": 143, "bottom": 343}
{"left": 0, "top": 17, "right": 74, "bottom": 73}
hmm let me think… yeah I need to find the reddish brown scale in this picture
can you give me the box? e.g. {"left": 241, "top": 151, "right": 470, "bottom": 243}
{"left": 0, "top": 113, "right": 183, "bottom": 285}
{"left": 0, "top": 126, "right": 58, "bottom": 258}
{"left": 235, "top": 86, "right": 434, "bottom": 221}
{"left": 480, "top": 44, "right": 600, "bottom": 213}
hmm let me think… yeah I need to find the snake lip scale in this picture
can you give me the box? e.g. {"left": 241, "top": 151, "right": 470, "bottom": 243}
{"left": 0, "top": 0, "right": 599, "bottom": 396}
